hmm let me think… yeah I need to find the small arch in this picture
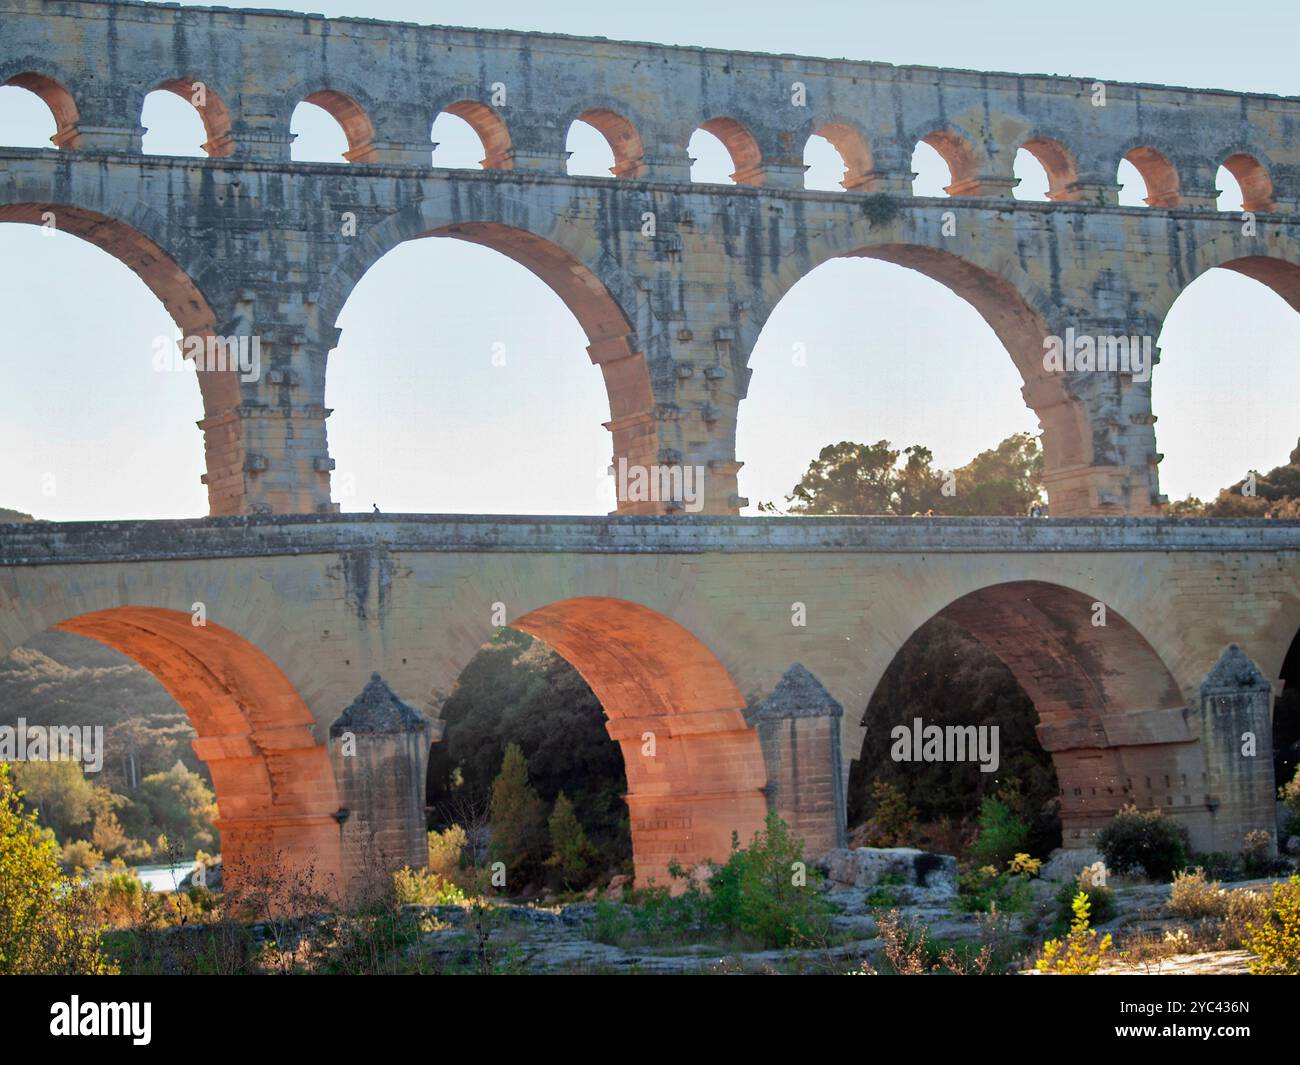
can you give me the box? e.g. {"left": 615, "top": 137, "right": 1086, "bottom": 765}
{"left": 1121, "top": 146, "right": 1180, "bottom": 207}
{"left": 510, "top": 596, "right": 768, "bottom": 886}
{"left": 806, "top": 122, "right": 872, "bottom": 191}
{"left": 692, "top": 116, "right": 763, "bottom": 186}
{"left": 569, "top": 108, "right": 644, "bottom": 178}
{"left": 147, "top": 78, "right": 233, "bottom": 157}
{"left": 1020, "top": 137, "right": 1079, "bottom": 201}
{"left": 1, "top": 71, "right": 79, "bottom": 148}
{"left": 917, "top": 130, "right": 980, "bottom": 196}
{"left": 438, "top": 100, "right": 512, "bottom": 169}
{"left": 293, "top": 89, "right": 376, "bottom": 163}
{"left": 52, "top": 607, "right": 343, "bottom": 900}
{"left": 1220, "top": 153, "right": 1275, "bottom": 212}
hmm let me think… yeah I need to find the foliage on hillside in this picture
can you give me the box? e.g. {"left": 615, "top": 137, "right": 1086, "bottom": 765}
{"left": 1167, "top": 438, "right": 1300, "bottom": 518}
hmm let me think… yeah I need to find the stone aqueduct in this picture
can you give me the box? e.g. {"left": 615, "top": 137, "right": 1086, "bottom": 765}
{"left": 1, "top": 0, "right": 1299, "bottom": 897}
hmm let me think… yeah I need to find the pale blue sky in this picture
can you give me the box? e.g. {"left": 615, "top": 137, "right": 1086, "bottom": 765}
{"left": 2, "top": 0, "right": 1298, "bottom": 519}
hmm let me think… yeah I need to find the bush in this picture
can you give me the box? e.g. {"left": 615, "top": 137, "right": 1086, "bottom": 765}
{"left": 705, "top": 812, "right": 831, "bottom": 948}
{"left": 1035, "top": 891, "right": 1114, "bottom": 975}
{"left": 0, "top": 763, "right": 116, "bottom": 974}
{"left": 1169, "top": 868, "right": 1226, "bottom": 918}
{"left": 968, "top": 797, "right": 1029, "bottom": 868}
{"left": 852, "top": 781, "right": 917, "bottom": 847}
{"left": 1245, "top": 875, "right": 1300, "bottom": 975}
{"left": 1096, "top": 805, "right": 1189, "bottom": 880}
{"left": 427, "top": 825, "right": 467, "bottom": 879}
{"left": 1049, "top": 877, "right": 1116, "bottom": 936}
{"left": 1280, "top": 769, "right": 1300, "bottom": 837}
{"left": 1242, "top": 830, "right": 1275, "bottom": 878}
{"left": 955, "top": 861, "right": 1033, "bottom": 915}
{"left": 392, "top": 867, "right": 467, "bottom": 907}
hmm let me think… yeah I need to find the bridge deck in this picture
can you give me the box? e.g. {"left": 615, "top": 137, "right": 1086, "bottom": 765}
{"left": 0, "top": 515, "right": 1296, "bottom": 565}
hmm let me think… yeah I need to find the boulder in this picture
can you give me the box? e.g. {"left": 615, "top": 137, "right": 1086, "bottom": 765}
{"left": 816, "top": 847, "right": 958, "bottom": 896}
{"left": 1039, "top": 847, "right": 1102, "bottom": 883}
{"left": 603, "top": 874, "right": 632, "bottom": 900}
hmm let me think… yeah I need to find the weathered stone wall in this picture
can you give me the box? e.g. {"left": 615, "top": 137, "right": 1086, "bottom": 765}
{"left": 3, "top": 1, "right": 1299, "bottom": 519}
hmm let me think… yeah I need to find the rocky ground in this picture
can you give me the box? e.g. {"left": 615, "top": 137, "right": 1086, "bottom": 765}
{"left": 390, "top": 847, "right": 1291, "bottom": 975}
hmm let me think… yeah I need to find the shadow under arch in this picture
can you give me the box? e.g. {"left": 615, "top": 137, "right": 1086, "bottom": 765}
{"left": 52, "top": 607, "right": 343, "bottom": 898}
{"left": 913, "top": 579, "right": 1196, "bottom": 845}
{"left": 0, "top": 202, "right": 240, "bottom": 513}
{"left": 510, "top": 596, "right": 768, "bottom": 886}
{"left": 318, "top": 210, "right": 659, "bottom": 512}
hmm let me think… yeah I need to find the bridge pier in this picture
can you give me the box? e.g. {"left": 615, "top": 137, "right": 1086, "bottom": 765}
{"left": 1199, "top": 646, "right": 1278, "bottom": 854}
{"left": 748, "top": 665, "right": 847, "bottom": 858}
{"left": 329, "top": 674, "right": 434, "bottom": 903}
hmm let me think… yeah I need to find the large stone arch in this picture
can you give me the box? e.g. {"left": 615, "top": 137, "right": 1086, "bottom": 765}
{"left": 505, "top": 596, "right": 769, "bottom": 886}
{"left": 316, "top": 200, "right": 658, "bottom": 512}
{"left": 43, "top": 607, "right": 343, "bottom": 901}
{"left": 869, "top": 578, "right": 1203, "bottom": 846}
{"left": 752, "top": 224, "right": 1095, "bottom": 513}
{"left": 0, "top": 200, "right": 249, "bottom": 514}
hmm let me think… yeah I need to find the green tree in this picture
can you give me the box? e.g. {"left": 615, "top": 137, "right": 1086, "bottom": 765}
{"left": 130, "top": 761, "right": 217, "bottom": 854}
{"left": 0, "top": 763, "right": 115, "bottom": 974}
{"left": 10, "top": 758, "right": 102, "bottom": 843}
{"left": 779, "top": 432, "right": 1044, "bottom": 517}
{"left": 488, "top": 744, "right": 548, "bottom": 890}
{"left": 545, "top": 791, "right": 598, "bottom": 889}
{"left": 941, "top": 432, "right": 1044, "bottom": 516}
{"left": 784, "top": 440, "right": 906, "bottom": 515}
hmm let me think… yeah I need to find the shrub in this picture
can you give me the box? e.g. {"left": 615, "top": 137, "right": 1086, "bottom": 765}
{"left": 968, "top": 796, "right": 1029, "bottom": 868}
{"left": 1169, "top": 868, "right": 1226, "bottom": 918}
{"left": 392, "top": 867, "right": 466, "bottom": 907}
{"left": 545, "top": 792, "right": 598, "bottom": 890}
{"left": 427, "top": 825, "right": 467, "bottom": 879}
{"left": 1280, "top": 769, "right": 1300, "bottom": 836}
{"left": 852, "top": 781, "right": 917, "bottom": 847}
{"left": 0, "top": 763, "right": 116, "bottom": 974}
{"left": 1242, "top": 830, "right": 1275, "bottom": 878}
{"left": 955, "top": 863, "right": 1033, "bottom": 915}
{"left": 1245, "top": 875, "right": 1300, "bottom": 975}
{"left": 1049, "top": 876, "right": 1116, "bottom": 936}
{"left": 1036, "top": 892, "right": 1114, "bottom": 974}
{"left": 61, "top": 838, "right": 103, "bottom": 877}
{"left": 705, "top": 812, "right": 832, "bottom": 949}
{"left": 1096, "top": 804, "right": 1189, "bottom": 880}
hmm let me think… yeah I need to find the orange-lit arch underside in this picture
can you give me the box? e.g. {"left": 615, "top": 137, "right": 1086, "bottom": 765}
{"left": 512, "top": 596, "right": 768, "bottom": 886}
{"left": 55, "top": 607, "right": 342, "bottom": 898}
